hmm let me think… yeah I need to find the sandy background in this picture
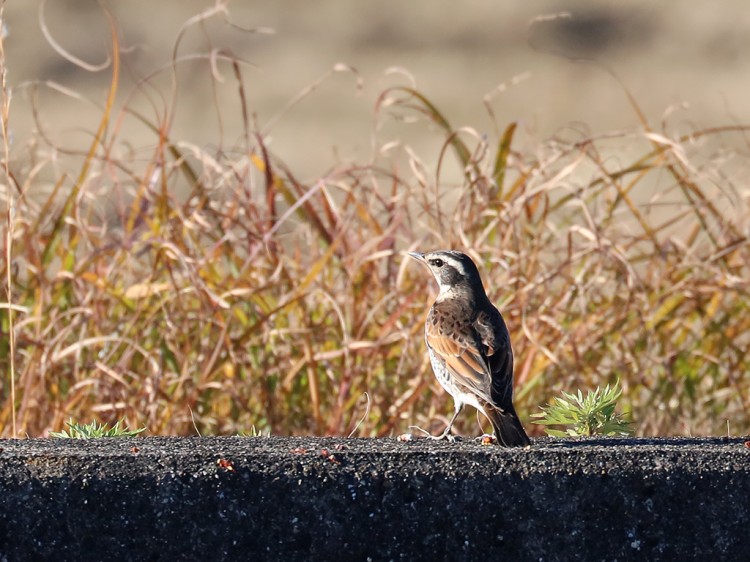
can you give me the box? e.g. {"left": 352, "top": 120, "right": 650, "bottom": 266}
{"left": 3, "top": 1, "right": 750, "bottom": 179}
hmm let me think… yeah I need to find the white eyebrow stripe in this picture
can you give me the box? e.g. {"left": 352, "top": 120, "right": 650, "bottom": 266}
{"left": 443, "top": 255, "right": 466, "bottom": 276}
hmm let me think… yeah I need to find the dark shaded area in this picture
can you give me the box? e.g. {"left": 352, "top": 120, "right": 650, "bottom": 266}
{"left": 528, "top": 9, "right": 657, "bottom": 59}
{"left": 0, "top": 436, "right": 748, "bottom": 561}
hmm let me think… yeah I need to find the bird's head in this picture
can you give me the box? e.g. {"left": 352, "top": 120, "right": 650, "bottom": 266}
{"left": 408, "top": 250, "right": 486, "bottom": 298}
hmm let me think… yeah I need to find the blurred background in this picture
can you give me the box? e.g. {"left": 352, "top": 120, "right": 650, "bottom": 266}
{"left": 4, "top": 0, "right": 750, "bottom": 179}
{"left": 2, "top": 1, "right": 749, "bottom": 438}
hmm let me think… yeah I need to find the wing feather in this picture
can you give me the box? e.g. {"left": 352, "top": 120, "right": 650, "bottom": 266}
{"left": 425, "top": 305, "right": 493, "bottom": 403}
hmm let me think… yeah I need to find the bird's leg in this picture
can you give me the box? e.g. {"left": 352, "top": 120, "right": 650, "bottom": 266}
{"left": 433, "top": 403, "right": 464, "bottom": 441}
{"left": 473, "top": 410, "right": 497, "bottom": 443}
{"left": 408, "top": 403, "right": 464, "bottom": 441}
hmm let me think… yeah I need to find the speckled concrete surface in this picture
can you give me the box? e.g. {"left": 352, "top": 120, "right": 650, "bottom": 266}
{"left": 0, "top": 436, "right": 748, "bottom": 561}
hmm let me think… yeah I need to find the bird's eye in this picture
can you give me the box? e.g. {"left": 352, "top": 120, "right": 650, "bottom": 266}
{"left": 431, "top": 259, "right": 444, "bottom": 268}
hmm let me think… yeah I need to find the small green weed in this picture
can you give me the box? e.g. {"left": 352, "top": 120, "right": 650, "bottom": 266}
{"left": 50, "top": 419, "right": 147, "bottom": 439}
{"left": 239, "top": 425, "right": 271, "bottom": 437}
{"left": 531, "top": 381, "right": 633, "bottom": 437}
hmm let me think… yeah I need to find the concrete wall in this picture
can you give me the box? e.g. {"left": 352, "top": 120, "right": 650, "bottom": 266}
{"left": 0, "top": 436, "right": 748, "bottom": 561}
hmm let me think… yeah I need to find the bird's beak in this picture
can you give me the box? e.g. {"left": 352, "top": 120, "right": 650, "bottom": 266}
{"left": 408, "top": 251, "right": 425, "bottom": 262}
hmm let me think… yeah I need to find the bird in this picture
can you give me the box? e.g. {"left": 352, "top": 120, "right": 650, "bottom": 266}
{"left": 409, "top": 250, "right": 531, "bottom": 447}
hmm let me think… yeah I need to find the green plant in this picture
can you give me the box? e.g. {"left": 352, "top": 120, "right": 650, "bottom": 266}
{"left": 531, "top": 381, "right": 633, "bottom": 437}
{"left": 50, "top": 419, "right": 147, "bottom": 439}
{"left": 239, "top": 425, "right": 271, "bottom": 437}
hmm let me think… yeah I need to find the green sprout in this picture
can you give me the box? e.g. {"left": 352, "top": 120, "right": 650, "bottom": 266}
{"left": 50, "top": 418, "right": 146, "bottom": 439}
{"left": 531, "top": 380, "right": 633, "bottom": 437}
{"left": 239, "top": 425, "right": 271, "bottom": 437}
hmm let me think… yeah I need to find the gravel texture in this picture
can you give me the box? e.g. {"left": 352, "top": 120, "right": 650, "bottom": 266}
{"left": 0, "top": 436, "right": 748, "bottom": 561}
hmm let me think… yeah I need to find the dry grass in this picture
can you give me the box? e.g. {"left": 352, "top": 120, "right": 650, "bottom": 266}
{"left": 1, "top": 6, "right": 749, "bottom": 438}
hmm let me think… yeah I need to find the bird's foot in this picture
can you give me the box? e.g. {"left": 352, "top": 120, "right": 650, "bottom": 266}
{"left": 408, "top": 425, "right": 457, "bottom": 442}
{"left": 433, "top": 431, "right": 458, "bottom": 443}
{"left": 476, "top": 434, "right": 497, "bottom": 445}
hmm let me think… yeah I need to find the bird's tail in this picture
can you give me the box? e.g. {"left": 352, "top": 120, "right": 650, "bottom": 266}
{"left": 485, "top": 405, "right": 531, "bottom": 447}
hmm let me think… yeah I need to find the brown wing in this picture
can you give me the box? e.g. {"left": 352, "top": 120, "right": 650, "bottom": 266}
{"left": 425, "top": 301, "right": 494, "bottom": 404}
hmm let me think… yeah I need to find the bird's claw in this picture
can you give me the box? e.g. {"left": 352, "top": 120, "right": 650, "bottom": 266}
{"left": 477, "top": 434, "right": 497, "bottom": 445}
{"left": 408, "top": 425, "right": 458, "bottom": 442}
{"left": 431, "top": 431, "right": 457, "bottom": 442}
